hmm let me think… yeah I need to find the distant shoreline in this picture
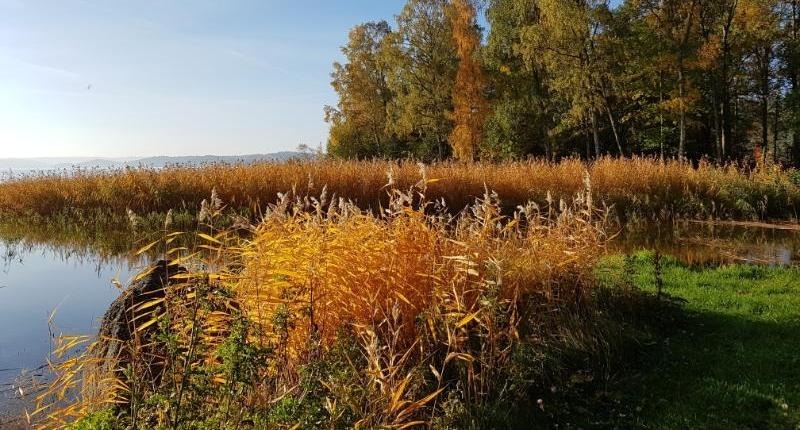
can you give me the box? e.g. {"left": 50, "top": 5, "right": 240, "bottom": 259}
{"left": 0, "top": 152, "right": 309, "bottom": 173}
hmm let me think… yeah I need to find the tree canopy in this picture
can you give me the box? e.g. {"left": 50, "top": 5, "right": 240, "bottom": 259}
{"left": 326, "top": 0, "right": 800, "bottom": 166}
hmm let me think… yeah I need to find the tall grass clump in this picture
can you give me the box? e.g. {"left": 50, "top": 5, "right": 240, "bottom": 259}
{"left": 0, "top": 157, "right": 797, "bottom": 223}
{"left": 33, "top": 181, "right": 611, "bottom": 429}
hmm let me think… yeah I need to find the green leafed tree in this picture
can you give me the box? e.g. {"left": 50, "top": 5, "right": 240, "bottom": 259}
{"left": 325, "top": 0, "right": 800, "bottom": 166}
{"left": 326, "top": 21, "right": 396, "bottom": 159}
{"left": 483, "top": 0, "right": 555, "bottom": 160}
{"left": 383, "top": 0, "right": 459, "bottom": 160}
{"left": 517, "top": 0, "right": 623, "bottom": 158}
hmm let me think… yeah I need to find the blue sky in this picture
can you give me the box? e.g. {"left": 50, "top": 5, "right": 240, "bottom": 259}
{"left": 0, "top": 0, "right": 405, "bottom": 157}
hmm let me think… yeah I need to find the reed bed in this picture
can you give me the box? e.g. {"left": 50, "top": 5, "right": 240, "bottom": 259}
{"left": 0, "top": 157, "right": 797, "bottom": 222}
{"left": 34, "top": 184, "right": 613, "bottom": 429}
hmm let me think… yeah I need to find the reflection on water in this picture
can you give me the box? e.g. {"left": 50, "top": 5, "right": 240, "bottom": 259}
{"left": 0, "top": 242, "right": 137, "bottom": 416}
{"left": 612, "top": 221, "right": 800, "bottom": 266}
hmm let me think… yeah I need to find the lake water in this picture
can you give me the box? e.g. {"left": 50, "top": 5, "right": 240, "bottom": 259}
{"left": 0, "top": 243, "right": 136, "bottom": 421}
{"left": 0, "top": 219, "right": 798, "bottom": 424}
{"left": 0, "top": 169, "right": 48, "bottom": 182}
{"left": 613, "top": 221, "right": 800, "bottom": 266}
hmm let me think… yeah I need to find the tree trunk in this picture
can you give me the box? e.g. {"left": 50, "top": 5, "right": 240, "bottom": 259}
{"left": 793, "top": 0, "right": 800, "bottom": 166}
{"left": 760, "top": 45, "right": 771, "bottom": 164}
{"left": 720, "top": 1, "right": 737, "bottom": 161}
{"left": 590, "top": 109, "right": 601, "bottom": 158}
{"left": 676, "top": 1, "right": 698, "bottom": 160}
{"left": 721, "top": 50, "right": 731, "bottom": 161}
{"left": 541, "top": 121, "right": 553, "bottom": 161}
{"left": 605, "top": 104, "right": 624, "bottom": 156}
{"left": 584, "top": 120, "right": 592, "bottom": 160}
{"left": 534, "top": 72, "right": 554, "bottom": 161}
{"left": 774, "top": 97, "right": 780, "bottom": 163}
{"left": 712, "top": 84, "right": 723, "bottom": 162}
{"left": 600, "top": 84, "right": 624, "bottom": 156}
{"left": 678, "top": 65, "right": 687, "bottom": 159}
{"left": 659, "top": 72, "right": 665, "bottom": 161}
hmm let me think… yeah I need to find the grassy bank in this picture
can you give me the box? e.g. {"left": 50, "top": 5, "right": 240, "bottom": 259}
{"left": 587, "top": 254, "right": 800, "bottom": 429}
{"left": 1, "top": 157, "right": 798, "bottom": 223}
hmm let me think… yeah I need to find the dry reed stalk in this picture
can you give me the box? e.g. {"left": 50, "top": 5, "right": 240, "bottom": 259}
{"left": 33, "top": 184, "right": 607, "bottom": 428}
{"left": 0, "top": 157, "right": 796, "bottom": 222}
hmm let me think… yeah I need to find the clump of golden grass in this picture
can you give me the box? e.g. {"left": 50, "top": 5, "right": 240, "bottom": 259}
{"left": 0, "top": 157, "right": 796, "bottom": 222}
{"left": 33, "top": 180, "right": 608, "bottom": 428}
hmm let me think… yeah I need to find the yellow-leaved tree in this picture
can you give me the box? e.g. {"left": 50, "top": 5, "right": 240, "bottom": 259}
{"left": 449, "top": 0, "right": 489, "bottom": 161}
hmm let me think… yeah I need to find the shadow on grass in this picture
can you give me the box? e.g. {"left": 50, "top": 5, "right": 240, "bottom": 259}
{"left": 607, "top": 310, "right": 800, "bottom": 430}
{"left": 561, "top": 256, "right": 800, "bottom": 430}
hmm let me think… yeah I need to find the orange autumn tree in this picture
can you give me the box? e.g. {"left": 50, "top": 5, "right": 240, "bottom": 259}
{"left": 449, "top": 0, "right": 489, "bottom": 161}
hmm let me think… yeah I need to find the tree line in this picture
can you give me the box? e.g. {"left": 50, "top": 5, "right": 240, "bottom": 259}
{"left": 325, "top": 0, "right": 800, "bottom": 165}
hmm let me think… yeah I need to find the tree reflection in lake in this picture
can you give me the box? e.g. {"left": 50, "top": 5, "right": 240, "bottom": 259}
{"left": 0, "top": 231, "right": 141, "bottom": 418}
{"left": 612, "top": 221, "right": 800, "bottom": 266}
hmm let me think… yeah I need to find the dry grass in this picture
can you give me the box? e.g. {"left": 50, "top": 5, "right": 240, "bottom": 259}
{"left": 0, "top": 157, "right": 797, "bottom": 222}
{"left": 23, "top": 157, "right": 800, "bottom": 427}
{"left": 33, "top": 182, "right": 609, "bottom": 428}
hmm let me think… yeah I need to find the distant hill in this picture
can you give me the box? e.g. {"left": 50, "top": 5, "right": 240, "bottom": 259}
{"left": 0, "top": 157, "right": 134, "bottom": 170}
{"left": 126, "top": 152, "right": 306, "bottom": 168}
{"left": 53, "top": 158, "right": 121, "bottom": 169}
{"left": 0, "top": 152, "right": 308, "bottom": 171}
{"left": 0, "top": 158, "right": 52, "bottom": 170}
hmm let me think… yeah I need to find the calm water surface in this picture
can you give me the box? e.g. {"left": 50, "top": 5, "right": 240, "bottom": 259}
{"left": 0, "top": 243, "right": 136, "bottom": 417}
{"left": 613, "top": 221, "right": 800, "bottom": 266}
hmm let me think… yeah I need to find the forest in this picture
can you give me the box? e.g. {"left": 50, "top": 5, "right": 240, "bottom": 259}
{"left": 325, "top": 0, "right": 800, "bottom": 164}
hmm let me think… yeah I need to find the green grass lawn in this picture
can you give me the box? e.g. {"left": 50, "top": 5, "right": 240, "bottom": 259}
{"left": 594, "top": 254, "right": 800, "bottom": 429}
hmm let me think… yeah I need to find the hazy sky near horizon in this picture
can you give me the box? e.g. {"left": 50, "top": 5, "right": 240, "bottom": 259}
{"left": 0, "top": 0, "right": 405, "bottom": 158}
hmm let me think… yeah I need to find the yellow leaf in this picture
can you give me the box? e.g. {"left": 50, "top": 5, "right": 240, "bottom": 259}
{"left": 169, "top": 252, "right": 200, "bottom": 267}
{"left": 197, "top": 233, "right": 222, "bottom": 245}
{"left": 132, "top": 297, "right": 165, "bottom": 313}
{"left": 390, "top": 375, "right": 412, "bottom": 413}
{"left": 166, "top": 246, "right": 188, "bottom": 255}
{"left": 396, "top": 421, "right": 426, "bottom": 429}
{"left": 393, "top": 290, "right": 414, "bottom": 307}
{"left": 455, "top": 310, "right": 480, "bottom": 328}
{"left": 135, "top": 316, "right": 160, "bottom": 332}
{"left": 444, "top": 352, "right": 474, "bottom": 365}
{"left": 132, "top": 267, "right": 156, "bottom": 283}
{"left": 135, "top": 240, "right": 160, "bottom": 256}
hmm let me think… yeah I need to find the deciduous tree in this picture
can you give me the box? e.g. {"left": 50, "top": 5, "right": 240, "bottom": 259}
{"left": 449, "top": 0, "right": 489, "bottom": 160}
{"left": 326, "top": 22, "right": 395, "bottom": 159}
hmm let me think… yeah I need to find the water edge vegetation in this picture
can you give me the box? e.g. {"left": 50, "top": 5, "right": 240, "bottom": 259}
{"left": 0, "top": 160, "right": 797, "bottom": 428}
{"left": 1, "top": 158, "right": 799, "bottom": 225}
